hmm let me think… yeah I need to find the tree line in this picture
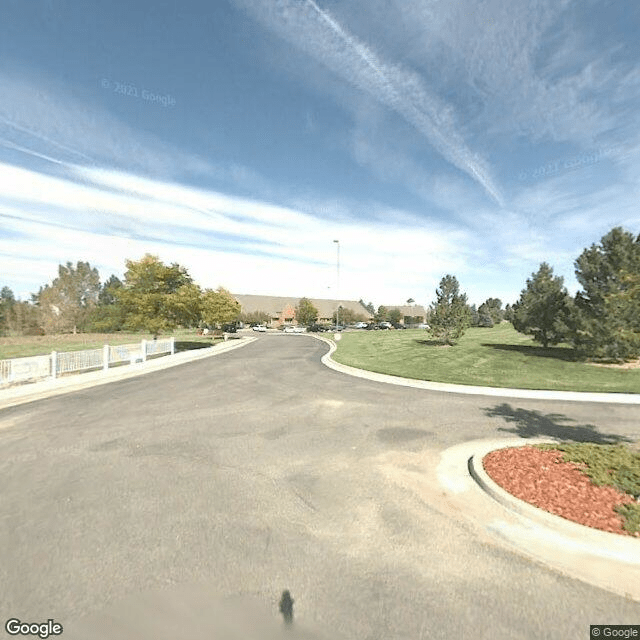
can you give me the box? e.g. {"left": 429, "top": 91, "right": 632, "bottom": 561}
{"left": 0, "top": 254, "right": 241, "bottom": 339}
{"left": 3, "top": 226, "right": 637, "bottom": 360}
{"left": 427, "top": 226, "right": 640, "bottom": 361}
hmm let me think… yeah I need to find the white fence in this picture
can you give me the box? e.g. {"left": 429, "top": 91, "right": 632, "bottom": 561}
{"left": 0, "top": 337, "right": 175, "bottom": 387}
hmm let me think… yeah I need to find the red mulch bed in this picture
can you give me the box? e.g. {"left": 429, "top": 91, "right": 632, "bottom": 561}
{"left": 483, "top": 446, "right": 639, "bottom": 537}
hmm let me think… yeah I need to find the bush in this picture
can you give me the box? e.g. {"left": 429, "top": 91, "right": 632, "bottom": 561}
{"left": 535, "top": 442, "right": 640, "bottom": 498}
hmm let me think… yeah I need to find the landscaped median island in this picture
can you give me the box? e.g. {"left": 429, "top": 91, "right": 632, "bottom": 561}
{"left": 330, "top": 323, "right": 640, "bottom": 394}
{"left": 483, "top": 443, "right": 640, "bottom": 537}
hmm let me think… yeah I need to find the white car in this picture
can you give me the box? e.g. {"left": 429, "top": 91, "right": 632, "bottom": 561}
{"left": 354, "top": 322, "right": 368, "bottom": 329}
{"left": 252, "top": 325, "right": 267, "bottom": 332}
{"left": 283, "top": 325, "right": 306, "bottom": 333}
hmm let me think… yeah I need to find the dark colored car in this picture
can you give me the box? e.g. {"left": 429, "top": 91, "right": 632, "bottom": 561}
{"left": 307, "top": 324, "right": 327, "bottom": 332}
{"left": 222, "top": 323, "right": 237, "bottom": 333}
{"left": 392, "top": 323, "right": 406, "bottom": 329}
{"left": 364, "top": 323, "right": 379, "bottom": 330}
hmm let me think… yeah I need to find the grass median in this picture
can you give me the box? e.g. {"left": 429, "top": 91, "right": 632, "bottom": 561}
{"left": 330, "top": 323, "right": 640, "bottom": 394}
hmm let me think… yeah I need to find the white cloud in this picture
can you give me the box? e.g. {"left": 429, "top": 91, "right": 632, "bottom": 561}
{"left": 0, "top": 68, "right": 274, "bottom": 195}
{"left": 0, "top": 161, "right": 479, "bottom": 305}
{"left": 233, "top": 0, "right": 504, "bottom": 205}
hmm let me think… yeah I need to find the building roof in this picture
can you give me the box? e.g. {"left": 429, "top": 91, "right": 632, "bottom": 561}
{"left": 233, "top": 294, "right": 373, "bottom": 320}
{"left": 381, "top": 304, "right": 427, "bottom": 317}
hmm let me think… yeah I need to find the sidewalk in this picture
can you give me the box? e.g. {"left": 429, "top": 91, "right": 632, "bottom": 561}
{"left": 0, "top": 336, "right": 257, "bottom": 411}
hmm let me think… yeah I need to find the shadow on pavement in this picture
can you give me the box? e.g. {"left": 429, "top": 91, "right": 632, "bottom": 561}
{"left": 484, "top": 402, "right": 632, "bottom": 444}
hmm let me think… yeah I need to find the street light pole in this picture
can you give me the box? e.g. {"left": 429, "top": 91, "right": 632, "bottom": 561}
{"left": 333, "top": 239, "right": 340, "bottom": 328}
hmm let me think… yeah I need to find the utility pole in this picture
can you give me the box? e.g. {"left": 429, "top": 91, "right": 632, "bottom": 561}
{"left": 333, "top": 239, "right": 340, "bottom": 328}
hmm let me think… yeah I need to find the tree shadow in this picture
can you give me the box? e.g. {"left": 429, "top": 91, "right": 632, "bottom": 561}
{"left": 174, "top": 340, "right": 215, "bottom": 353}
{"left": 480, "top": 343, "right": 581, "bottom": 362}
{"left": 415, "top": 339, "right": 452, "bottom": 347}
{"left": 484, "top": 403, "right": 632, "bottom": 444}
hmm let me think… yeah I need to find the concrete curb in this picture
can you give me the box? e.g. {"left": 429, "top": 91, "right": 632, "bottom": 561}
{"left": 467, "top": 440, "right": 640, "bottom": 564}
{"left": 311, "top": 334, "right": 640, "bottom": 404}
{"left": 0, "top": 336, "right": 258, "bottom": 410}
{"left": 437, "top": 438, "right": 640, "bottom": 602}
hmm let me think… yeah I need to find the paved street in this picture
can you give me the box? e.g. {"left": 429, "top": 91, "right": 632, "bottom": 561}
{"left": 1, "top": 335, "right": 639, "bottom": 639}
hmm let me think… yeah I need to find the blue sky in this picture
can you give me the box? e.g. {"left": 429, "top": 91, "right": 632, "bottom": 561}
{"left": 1, "top": 0, "right": 639, "bottom": 309}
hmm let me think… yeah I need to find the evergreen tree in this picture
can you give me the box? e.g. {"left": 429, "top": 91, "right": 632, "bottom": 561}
{"left": 483, "top": 298, "right": 503, "bottom": 323}
{"left": 512, "top": 263, "right": 571, "bottom": 348}
{"left": 468, "top": 303, "right": 479, "bottom": 327}
{"left": 428, "top": 275, "right": 472, "bottom": 345}
{"left": 477, "top": 303, "right": 494, "bottom": 328}
{"left": 0, "top": 286, "right": 16, "bottom": 335}
{"left": 571, "top": 227, "right": 640, "bottom": 360}
{"left": 504, "top": 303, "right": 514, "bottom": 323}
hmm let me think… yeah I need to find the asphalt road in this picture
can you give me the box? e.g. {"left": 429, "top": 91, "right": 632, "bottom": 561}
{"left": 1, "top": 335, "right": 639, "bottom": 639}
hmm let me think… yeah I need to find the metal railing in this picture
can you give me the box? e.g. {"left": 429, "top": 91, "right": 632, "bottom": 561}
{"left": 0, "top": 337, "right": 175, "bottom": 387}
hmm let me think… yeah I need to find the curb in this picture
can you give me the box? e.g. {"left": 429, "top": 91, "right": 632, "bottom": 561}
{"left": 467, "top": 440, "right": 640, "bottom": 564}
{"left": 437, "top": 438, "right": 640, "bottom": 602}
{"left": 311, "top": 335, "right": 640, "bottom": 404}
{"left": 0, "top": 336, "right": 258, "bottom": 410}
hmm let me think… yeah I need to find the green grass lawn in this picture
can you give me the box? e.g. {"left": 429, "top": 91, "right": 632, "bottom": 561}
{"left": 331, "top": 323, "right": 640, "bottom": 394}
{"left": 0, "top": 328, "right": 221, "bottom": 359}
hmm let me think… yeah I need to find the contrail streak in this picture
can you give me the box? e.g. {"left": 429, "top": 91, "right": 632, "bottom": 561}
{"left": 237, "top": 0, "right": 504, "bottom": 206}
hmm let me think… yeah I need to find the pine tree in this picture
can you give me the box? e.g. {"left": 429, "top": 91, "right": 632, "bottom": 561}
{"left": 571, "top": 227, "right": 640, "bottom": 360}
{"left": 512, "top": 263, "right": 571, "bottom": 348}
{"left": 428, "top": 275, "right": 472, "bottom": 345}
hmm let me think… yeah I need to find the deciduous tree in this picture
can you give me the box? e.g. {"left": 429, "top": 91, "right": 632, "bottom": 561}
{"left": 374, "top": 305, "right": 388, "bottom": 322}
{"left": 295, "top": 298, "right": 318, "bottom": 326}
{"left": 388, "top": 308, "right": 403, "bottom": 324}
{"left": 239, "top": 310, "right": 271, "bottom": 325}
{"left": 35, "top": 261, "right": 100, "bottom": 333}
{"left": 201, "top": 287, "right": 241, "bottom": 328}
{"left": 116, "top": 254, "right": 200, "bottom": 338}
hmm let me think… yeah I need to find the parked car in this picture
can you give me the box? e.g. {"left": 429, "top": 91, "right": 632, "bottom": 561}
{"left": 364, "top": 323, "right": 379, "bottom": 330}
{"left": 329, "top": 325, "right": 345, "bottom": 332}
{"left": 252, "top": 325, "right": 267, "bottom": 332}
{"left": 378, "top": 321, "right": 393, "bottom": 329}
{"left": 283, "top": 325, "right": 306, "bottom": 333}
{"left": 416, "top": 323, "right": 430, "bottom": 329}
{"left": 307, "top": 324, "right": 327, "bottom": 332}
{"left": 392, "top": 323, "right": 406, "bottom": 329}
{"left": 222, "top": 323, "right": 237, "bottom": 333}
{"left": 354, "top": 322, "right": 368, "bottom": 329}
